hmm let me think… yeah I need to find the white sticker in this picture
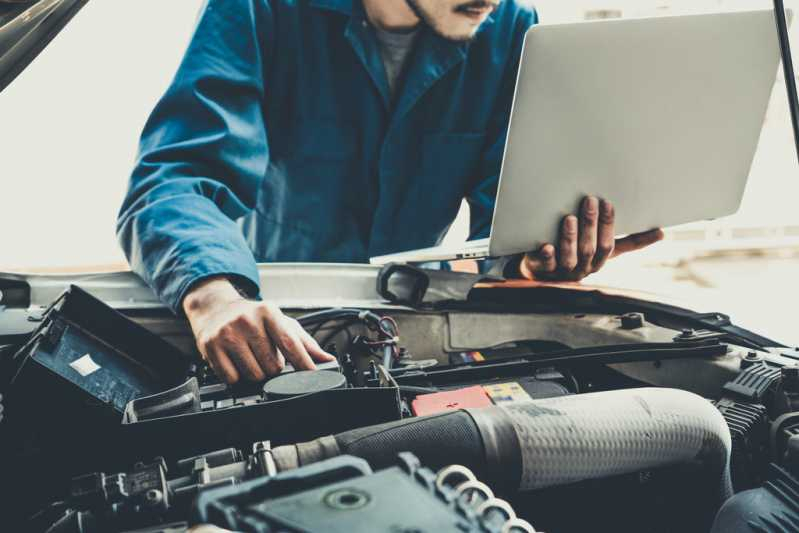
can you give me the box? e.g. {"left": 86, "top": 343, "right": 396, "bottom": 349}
{"left": 70, "top": 354, "right": 101, "bottom": 377}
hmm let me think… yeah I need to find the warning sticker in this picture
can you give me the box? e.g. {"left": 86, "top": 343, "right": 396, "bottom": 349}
{"left": 69, "top": 354, "right": 101, "bottom": 377}
{"left": 483, "top": 382, "right": 533, "bottom": 405}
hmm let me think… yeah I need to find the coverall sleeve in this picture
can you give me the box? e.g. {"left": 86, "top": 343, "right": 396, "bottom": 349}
{"left": 466, "top": 8, "right": 538, "bottom": 276}
{"left": 117, "top": 0, "right": 273, "bottom": 313}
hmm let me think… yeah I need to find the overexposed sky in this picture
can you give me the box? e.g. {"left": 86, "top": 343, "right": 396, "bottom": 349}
{"left": 1, "top": 0, "right": 798, "bottom": 270}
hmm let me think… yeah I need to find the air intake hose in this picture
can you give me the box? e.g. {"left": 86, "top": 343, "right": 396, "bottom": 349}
{"left": 272, "top": 388, "right": 732, "bottom": 506}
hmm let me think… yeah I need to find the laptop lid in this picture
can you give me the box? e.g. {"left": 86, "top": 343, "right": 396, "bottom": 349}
{"left": 487, "top": 10, "right": 782, "bottom": 258}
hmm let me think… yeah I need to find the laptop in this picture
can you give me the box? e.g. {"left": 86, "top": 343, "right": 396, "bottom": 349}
{"left": 370, "top": 10, "right": 783, "bottom": 266}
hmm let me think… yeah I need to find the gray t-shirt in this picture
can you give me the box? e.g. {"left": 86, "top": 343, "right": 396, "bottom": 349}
{"left": 373, "top": 25, "right": 420, "bottom": 98}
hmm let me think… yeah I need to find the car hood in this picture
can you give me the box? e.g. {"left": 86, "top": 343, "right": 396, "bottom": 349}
{"left": 0, "top": 263, "right": 699, "bottom": 311}
{"left": 0, "top": 263, "right": 788, "bottom": 351}
{"left": 0, "top": 0, "right": 88, "bottom": 92}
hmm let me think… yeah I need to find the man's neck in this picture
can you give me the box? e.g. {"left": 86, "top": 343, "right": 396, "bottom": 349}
{"left": 362, "top": 0, "right": 420, "bottom": 32}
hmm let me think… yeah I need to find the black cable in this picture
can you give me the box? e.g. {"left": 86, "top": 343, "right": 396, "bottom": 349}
{"left": 318, "top": 320, "right": 358, "bottom": 351}
{"left": 296, "top": 308, "right": 382, "bottom": 328}
{"left": 296, "top": 309, "right": 401, "bottom": 369}
{"left": 382, "top": 344, "right": 394, "bottom": 370}
{"left": 774, "top": 0, "right": 799, "bottom": 165}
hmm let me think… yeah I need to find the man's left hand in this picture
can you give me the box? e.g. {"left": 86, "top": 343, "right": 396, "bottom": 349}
{"left": 515, "top": 197, "right": 664, "bottom": 282}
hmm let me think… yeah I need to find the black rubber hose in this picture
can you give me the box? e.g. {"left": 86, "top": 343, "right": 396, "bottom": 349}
{"left": 271, "top": 410, "right": 510, "bottom": 484}
{"left": 272, "top": 388, "right": 732, "bottom": 510}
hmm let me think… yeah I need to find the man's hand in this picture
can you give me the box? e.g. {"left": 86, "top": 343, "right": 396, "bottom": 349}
{"left": 516, "top": 197, "right": 664, "bottom": 282}
{"left": 182, "top": 277, "right": 335, "bottom": 384}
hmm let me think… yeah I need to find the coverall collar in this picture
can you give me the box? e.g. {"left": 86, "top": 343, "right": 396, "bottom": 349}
{"left": 312, "top": 0, "right": 492, "bottom": 115}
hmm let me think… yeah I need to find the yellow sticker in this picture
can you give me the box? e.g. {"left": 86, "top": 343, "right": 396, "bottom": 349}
{"left": 467, "top": 351, "right": 485, "bottom": 362}
{"left": 483, "top": 382, "right": 533, "bottom": 404}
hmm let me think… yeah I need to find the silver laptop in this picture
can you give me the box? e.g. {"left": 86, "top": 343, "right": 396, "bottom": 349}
{"left": 371, "top": 10, "right": 782, "bottom": 266}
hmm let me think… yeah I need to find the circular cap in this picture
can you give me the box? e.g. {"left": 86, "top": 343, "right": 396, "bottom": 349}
{"left": 263, "top": 370, "right": 347, "bottom": 400}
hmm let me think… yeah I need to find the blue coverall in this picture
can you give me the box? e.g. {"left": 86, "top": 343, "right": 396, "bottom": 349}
{"left": 117, "top": 0, "right": 538, "bottom": 312}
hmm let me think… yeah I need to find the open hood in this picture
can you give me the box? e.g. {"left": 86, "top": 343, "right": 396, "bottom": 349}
{"left": 0, "top": 0, "right": 88, "bottom": 92}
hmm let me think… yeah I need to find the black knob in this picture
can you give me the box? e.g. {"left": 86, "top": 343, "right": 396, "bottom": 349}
{"left": 620, "top": 313, "right": 645, "bottom": 330}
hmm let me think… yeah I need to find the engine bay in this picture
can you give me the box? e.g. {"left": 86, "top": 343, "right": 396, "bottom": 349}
{"left": 2, "top": 269, "right": 799, "bottom": 532}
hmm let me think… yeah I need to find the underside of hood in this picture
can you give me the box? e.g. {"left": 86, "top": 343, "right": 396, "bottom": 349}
{"left": 0, "top": 0, "right": 88, "bottom": 92}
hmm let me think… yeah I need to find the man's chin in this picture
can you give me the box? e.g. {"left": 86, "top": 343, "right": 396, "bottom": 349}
{"left": 432, "top": 20, "right": 482, "bottom": 42}
{"left": 438, "top": 29, "right": 479, "bottom": 42}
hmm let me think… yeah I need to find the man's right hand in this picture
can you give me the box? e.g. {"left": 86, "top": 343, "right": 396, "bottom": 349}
{"left": 182, "top": 277, "right": 335, "bottom": 384}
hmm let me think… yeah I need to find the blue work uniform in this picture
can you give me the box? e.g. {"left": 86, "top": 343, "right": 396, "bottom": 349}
{"left": 117, "top": 0, "right": 538, "bottom": 312}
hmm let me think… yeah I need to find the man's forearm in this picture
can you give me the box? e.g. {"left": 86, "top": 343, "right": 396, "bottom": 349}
{"left": 182, "top": 276, "right": 243, "bottom": 318}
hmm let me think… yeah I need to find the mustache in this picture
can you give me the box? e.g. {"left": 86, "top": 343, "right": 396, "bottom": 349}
{"left": 454, "top": 1, "right": 500, "bottom": 13}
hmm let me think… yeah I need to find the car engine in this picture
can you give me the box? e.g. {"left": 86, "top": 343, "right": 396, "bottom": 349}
{"left": 2, "top": 270, "right": 799, "bottom": 532}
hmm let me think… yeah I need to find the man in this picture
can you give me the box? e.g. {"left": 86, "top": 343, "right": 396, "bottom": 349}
{"left": 118, "top": 0, "right": 663, "bottom": 384}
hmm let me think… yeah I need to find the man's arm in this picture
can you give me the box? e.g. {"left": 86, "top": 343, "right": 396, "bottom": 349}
{"left": 117, "top": 0, "right": 333, "bottom": 383}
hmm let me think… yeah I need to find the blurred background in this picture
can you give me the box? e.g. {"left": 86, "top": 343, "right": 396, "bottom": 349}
{"left": 1, "top": 0, "right": 798, "bottom": 341}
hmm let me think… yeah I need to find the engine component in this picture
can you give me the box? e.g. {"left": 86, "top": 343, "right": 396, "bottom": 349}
{"left": 0, "top": 296, "right": 407, "bottom": 530}
{"left": 193, "top": 452, "right": 537, "bottom": 533}
{"left": 711, "top": 463, "right": 799, "bottom": 532}
{"left": 482, "top": 375, "right": 571, "bottom": 402}
{"left": 262, "top": 369, "right": 347, "bottom": 400}
{"left": 723, "top": 359, "right": 783, "bottom": 411}
{"left": 714, "top": 398, "right": 770, "bottom": 491}
{"left": 411, "top": 386, "right": 493, "bottom": 416}
{"left": 124, "top": 378, "right": 202, "bottom": 423}
{"left": 272, "top": 388, "right": 733, "bottom": 511}
{"left": 409, "top": 377, "right": 571, "bottom": 417}
{"left": 38, "top": 449, "right": 538, "bottom": 533}
{"left": 6, "top": 286, "right": 189, "bottom": 428}
{"left": 36, "top": 441, "right": 279, "bottom": 533}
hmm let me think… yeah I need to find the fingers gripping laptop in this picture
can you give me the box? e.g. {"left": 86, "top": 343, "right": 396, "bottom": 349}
{"left": 371, "top": 10, "right": 783, "bottom": 266}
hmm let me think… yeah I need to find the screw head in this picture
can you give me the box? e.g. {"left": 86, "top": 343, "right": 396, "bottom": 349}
{"left": 144, "top": 489, "right": 163, "bottom": 506}
{"left": 741, "top": 352, "right": 764, "bottom": 370}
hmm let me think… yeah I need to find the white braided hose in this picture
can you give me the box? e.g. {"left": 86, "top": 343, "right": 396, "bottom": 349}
{"left": 491, "top": 388, "right": 732, "bottom": 496}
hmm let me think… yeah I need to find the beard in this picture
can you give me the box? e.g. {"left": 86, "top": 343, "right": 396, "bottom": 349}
{"left": 404, "top": 0, "right": 496, "bottom": 42}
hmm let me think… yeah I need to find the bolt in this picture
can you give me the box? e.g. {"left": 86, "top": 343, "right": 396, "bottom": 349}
{"left": 620, "top": 313, "right": 645, "bottom": 330}
{"left": 144, "top": 489, "right": 162, "bottom": 506}
{"left": 741, "top": 352, "right": 764, "bottom": 370}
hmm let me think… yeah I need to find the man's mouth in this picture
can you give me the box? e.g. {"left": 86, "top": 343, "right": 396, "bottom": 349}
{"left": 454, "top": 1, "right": 498, "bottom": 20}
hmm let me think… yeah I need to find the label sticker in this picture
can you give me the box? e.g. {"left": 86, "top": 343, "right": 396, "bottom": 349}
{"left": 483, "top": 382, "right": 533, "bottom": 405}
{"left": 70, "top": 354, "right": 101, "bottom": 377}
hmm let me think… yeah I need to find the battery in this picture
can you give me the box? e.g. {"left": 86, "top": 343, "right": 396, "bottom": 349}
{"left": 410, "top": 386, "right": 492, "bottom": 416}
